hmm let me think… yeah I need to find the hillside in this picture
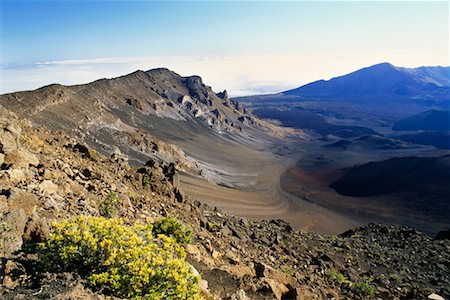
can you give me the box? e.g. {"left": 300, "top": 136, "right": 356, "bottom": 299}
{"left": 392, "top": 110, "right": 450, "bottom": 132}
{"left": 0, "top": 68, "right": 256, "bottom": 135}
{"left": 252, "top": 107, "right": 377, "bottom": 138}
{"left": 393, "top": 132, "right": 450, "bottom": 150}
{"left": 0, "top": 68, "right": 282, "bottom": 188}
{"left": 330, "top": 155, "right": 450, "bottom": 197}
{"left": 0, "top": 107, "right": 449, "bottom": 300}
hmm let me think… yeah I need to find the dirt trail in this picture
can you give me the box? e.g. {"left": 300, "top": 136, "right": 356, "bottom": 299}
{"left": 180, "top": 145, "right": 361, "bottom": 234}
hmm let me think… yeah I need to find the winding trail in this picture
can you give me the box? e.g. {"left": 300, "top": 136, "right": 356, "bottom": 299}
{"left": 179, "top": 138, "right": 361, "bottom": 234}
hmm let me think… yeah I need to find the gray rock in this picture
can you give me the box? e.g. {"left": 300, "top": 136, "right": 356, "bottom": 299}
{"left": 230, "top": 289, "right": 249, "bottom": 300}
{"left": 7, "top": 168, "right": 32, "bottom": 184}
{"left": 1, "top": 131, "right": 19, "bottom": 154}
{"left": 5, "top": 123, "right": 22, "bottom": 137}
{"left": 39, "top": 180, "right": 59, "bottom": 195}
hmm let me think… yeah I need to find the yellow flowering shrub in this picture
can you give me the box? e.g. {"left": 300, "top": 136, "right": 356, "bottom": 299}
{"left": 38, "top": 216, "right": 202, "bottom": 299}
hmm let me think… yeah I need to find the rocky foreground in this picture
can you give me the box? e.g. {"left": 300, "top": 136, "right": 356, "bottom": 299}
{"left": 0, "top": 108, "right": 449, "bottom": 299}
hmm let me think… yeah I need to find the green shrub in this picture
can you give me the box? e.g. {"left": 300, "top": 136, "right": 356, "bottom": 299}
{"left": 152, "top": 217, "right": 192, "bottom": 244}
{"left": 389, "top": 273, "right": 401, "bottom": 281}
{"left": 38, "top": 216, "right": 201, "bottom": 300}
{"left": 99, "top": 191, "right": 121, "bottom": 218}
{"left": 327, "top": 270, "right": 350, "bottom": 285}
{"left": 351, "top": 281, "right": 377, "bottom": 297}
{"left": 142, "top": 173, "right": 152, "bottom": 189}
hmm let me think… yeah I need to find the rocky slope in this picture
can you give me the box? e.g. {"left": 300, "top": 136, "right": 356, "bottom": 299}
{"left": 0, "top": 69, "right": 283, "bottom": 190}
{"left": 0, "top": 68, "right": 256, "bottom": 133}
{"left": 0, "top": 108, "right": 449, "bottom": 299}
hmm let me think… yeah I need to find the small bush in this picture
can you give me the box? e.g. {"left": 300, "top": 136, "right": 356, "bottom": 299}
{"left": 327, "top": 270, "right": 350, "bottom": 285}
{"left": 279, "top": 265, "right": 294, "bottom": 277}
{"left": 351, "top": 281, "right": 377, "bottom": 297}
{"left": 142, "top": 173, "right": 152, "bottom": 189}
{"left": 38, "top": 216, "right": 201, "bottom": 299}
{"left": 152, "top": 217, "right": 192, "bottom": 244}
{"left": 99, "top": 191, "right": 121, "bottom": 218}
{"left": 88, "top": 149, "right": 98, "bottom": 161}
{"left": 389, "top": 273, "right": 401, "bottom": 281}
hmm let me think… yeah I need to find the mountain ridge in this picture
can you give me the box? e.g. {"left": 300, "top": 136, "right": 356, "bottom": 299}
{"left": 0, "top": 68, "right": 287, "bottom": 190}
{"left": 283, "top": 62, "right": 450, "bottom": 103}
{"left": 0, "top": 67, "right": 255, "bottom": 133}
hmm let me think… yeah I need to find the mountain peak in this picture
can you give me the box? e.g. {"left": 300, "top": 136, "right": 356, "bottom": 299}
{"left": 145, "top": 67, "right": 178, "bottom": 75}
{"left": 283, "top": 63, "right": 450, "bottom": 102}
{"left": 372, "top": 62, "right": 394, "bottom": 68}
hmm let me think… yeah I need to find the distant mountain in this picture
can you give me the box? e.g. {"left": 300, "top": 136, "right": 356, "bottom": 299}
{"left": 392, "top": 110, "right": 450, "bottom": 132}
{"left": 284, "top": 63, "right": 450, "bottom": 103}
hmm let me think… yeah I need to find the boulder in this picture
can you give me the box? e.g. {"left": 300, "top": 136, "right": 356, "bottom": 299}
{"left": 0, "top": 209, "right": 27, "bottom": 257}
{"left": 230, "top": 289, "right": 249, "bottom": 300}
{"left": 22, "top": 212, "right": 51, "bottom": 244}
{"left": 39, "top": 180, "right": 59, "bottom": 195}
{"left": 0, "top": 124, "right": 21, "bottom": 154}
{"left": 261, "top": 278, "right": 289, "bottom": 300}
{"left": 428, "top": 293, "right": 445, "bottom": 300}
{"left": 254, "top": 262, "right": 296, "bottom": 288}
{"left": 1, "top": 260, "right": 26, "bottom": 290}
{"left": 5, "top": 123, "right": 22, "bottom": 137}
{"left": 8, "top": 168, "right": 29, "bottom": 184}
{"left": 4, "top": 149, "right": 39, "bottom": 167}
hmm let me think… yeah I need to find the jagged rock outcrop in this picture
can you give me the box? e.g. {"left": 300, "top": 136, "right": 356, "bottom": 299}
{"left": 0, "top": 68, "right": 258, "bottom": 138}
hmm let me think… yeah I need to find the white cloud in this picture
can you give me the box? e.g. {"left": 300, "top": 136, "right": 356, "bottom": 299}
{"left": 1, "top": 53, "right": 448, "bottom": 96}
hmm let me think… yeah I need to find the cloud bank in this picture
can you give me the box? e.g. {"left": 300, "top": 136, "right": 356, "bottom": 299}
{"left": 1, "top": 53, "right": 447, "bottom": 96}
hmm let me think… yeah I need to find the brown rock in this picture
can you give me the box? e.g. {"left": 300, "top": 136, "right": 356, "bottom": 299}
{"left": 22, "top": 212, "right": 51, "bottom": 244}
{"left": 0, "top": 209, "right": 27, "bottom": 257}
{"left": 8, "top": 189, "right": 40, "bottom": 216}
{"left": 2, "top": 275, "right": 17, "bottom": 290}
{"left": 254, "top": 262, "right": 296, "bottom": 286}
{"left": 52, "top": 283, "right": 105, "bottom": 300}
{"left": 0, "top": 124, "right": 20, "bottom": 154}
{"left": 4, "top": 149, "right": 39, "bottom": 167}
{"left": 261, "top": 278, "right": 289, "bottom": 300}
{"left": 226, "top": 264, "right": 255, "bottom": 278}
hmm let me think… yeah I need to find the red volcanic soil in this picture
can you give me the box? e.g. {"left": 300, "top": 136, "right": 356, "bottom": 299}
{"left": 286, "top": 166, "right": 343, "bottom": 188}
{"left": 281, "top": 157, "right": 450, "bottom": 236}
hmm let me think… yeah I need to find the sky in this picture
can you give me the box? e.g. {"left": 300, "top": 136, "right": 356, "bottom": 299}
{"left": 1, "top": 1, "right": 449, "bottom": 96}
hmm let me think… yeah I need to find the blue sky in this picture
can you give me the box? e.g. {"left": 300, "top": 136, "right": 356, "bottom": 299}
{"left": 1, "top": 1, "right": 449, "bottom": 95}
